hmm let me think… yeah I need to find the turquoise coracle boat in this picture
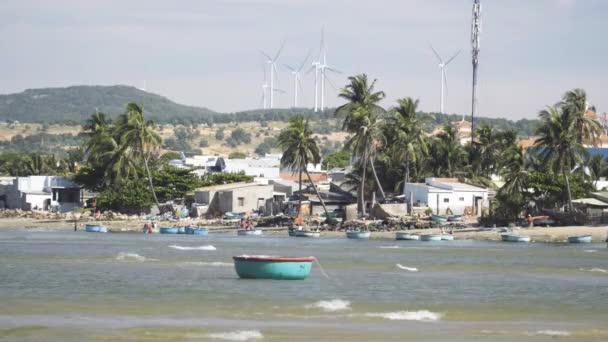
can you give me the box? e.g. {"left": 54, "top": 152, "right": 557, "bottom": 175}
{"left": 346, "top": 231, "right": 371, "bottom": 239}
{"left": 160, "top": 227, "right": 179, "bottom": 234}
{"left": 233, "top": 255, "right": 314, "bottom": 280}
{"left": 420, "top": 234, "right": 442, "bottom": 241}
{"left": 192, "top": 228, "right": 209, "bottom": 236}
{"left": 395, "top": 232, "right": 419, "bottom": 240}
{"left": 567, "top": 235, "right": 592, "bottom": 243}
{"left": 85, "top": 224, "right": 107, "bottom": 233}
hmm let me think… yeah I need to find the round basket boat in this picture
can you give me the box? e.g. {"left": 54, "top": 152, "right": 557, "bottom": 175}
{"left": 192, "top": 228, "right": 209, "bottom": 236}
{"left": 395, "top": 232, "right": 419, "bottom": 240}
{"left": 160, "top": 227, "right": 179, "bottom": 234}
{"left": 420, "top": 234, "right": 443, "bottom": 241}
{"left": 85, "top": 224, "right": 107, "bottom": 233}
{"left": 233, "top": 255, "right": 314, "bottom": 280}
{"left": 346, "top": 231, "right": 371, "bottom": 239}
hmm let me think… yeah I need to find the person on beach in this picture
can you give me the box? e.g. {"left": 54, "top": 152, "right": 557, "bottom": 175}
{"left": 74, "top": 221, "right": 78, "bottom": 231}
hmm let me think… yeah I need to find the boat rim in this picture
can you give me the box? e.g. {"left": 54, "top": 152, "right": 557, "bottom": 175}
{"left": 233, "top": 255, "right": 315, "bottom": 262}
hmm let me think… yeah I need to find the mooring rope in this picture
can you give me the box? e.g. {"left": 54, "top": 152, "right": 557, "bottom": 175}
{"left": 313, "top": 257, "right": 330, "bottom": 279}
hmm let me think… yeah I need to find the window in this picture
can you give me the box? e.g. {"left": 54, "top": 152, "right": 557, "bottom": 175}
{"left": 443, "top": 198, "right": 449, "bottom": 203}
{"left": 459, "top": 197, "right": 465, "bottom": 201}
{"left": 238, "top": 197, "right": 245, "bottom": 206}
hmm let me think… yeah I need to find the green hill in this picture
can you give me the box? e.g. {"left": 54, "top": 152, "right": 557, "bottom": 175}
{"left": 0, "top": 85, "right": 216, "bottom": 123}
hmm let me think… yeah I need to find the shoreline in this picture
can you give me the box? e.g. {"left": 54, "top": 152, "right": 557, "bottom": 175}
{"left": 0, "top": 218, "right": 606, "bottom": 243}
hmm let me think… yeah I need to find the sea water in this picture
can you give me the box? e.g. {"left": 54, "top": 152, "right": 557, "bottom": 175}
{"left": 0, "top": 228, "right": 607, "bottom": 341}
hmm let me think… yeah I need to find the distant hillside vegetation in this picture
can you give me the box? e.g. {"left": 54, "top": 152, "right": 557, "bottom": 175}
{"left": 0, "top": 85, "right": 216, "bottom": 123}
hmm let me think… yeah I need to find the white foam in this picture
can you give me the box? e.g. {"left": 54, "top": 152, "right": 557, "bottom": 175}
{"left": 169, "top": 245, "right": 216, "bottom": 251}
{"left": 206, "top": 330, "right": 263, "bottom": 341}
{"left": 533, "top": 330, "right": 571, "bottom": 337}
{"left": 306, "top": 299, "right": 351, "bottom": 312}
{"left": 396, "top": 264, "right": 418, "bottom": 272}
{"left": 583, "top": 249, "right": 597, "bottom": 253}
{"left": 378, "top": 246, "right": 400, "bottom": 249}
{"left": 181, "top": 261, "right": 232, "bottom": 267}
{"left": 579, "top": 267, "right": 608, "bottom": 274}
{"left": 365, "top": 310, "right": 441, "bottom": 321}
{"left": 116, "top": 252, "right": 155, "bottom": 262}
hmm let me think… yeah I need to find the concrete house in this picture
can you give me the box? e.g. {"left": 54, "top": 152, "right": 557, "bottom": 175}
{"left": 404, "top": 178, "right": 489, "bottom": 216}
{"left": 194, "top": 182, "right": 275, "bottom": 216}
{"left": 0, "top": 176, "right": 81, "bottom": 212}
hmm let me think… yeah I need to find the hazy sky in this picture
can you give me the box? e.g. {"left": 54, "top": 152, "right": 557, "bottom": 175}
{"left": 1, "top": 0, "right": 606, "bottom": 119}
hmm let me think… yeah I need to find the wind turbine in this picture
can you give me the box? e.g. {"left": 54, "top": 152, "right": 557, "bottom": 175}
{"left": 308, "top": 28, "right": 340, "bottom": 112}
{"left": 260, "top": 42, "right": 284, "bottom": 109}
{"left": 430, "top": 45, "right": 461, "bottom": 114}
{"left": 260, "top": 64, "right": 269, "bottom": 109}
{"left": 284, "top": 51, "right": 310, "bottom": 108}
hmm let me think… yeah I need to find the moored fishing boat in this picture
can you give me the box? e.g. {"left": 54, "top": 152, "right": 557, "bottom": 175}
{"left": 159, "top": 227, "right": 179, "bottom": 234}
{"left": 288, "top": 227, "right": 297, "bottom": 236}
{"left": 233, "top": 255, "right": 314, "bottom": 280}
{"left": 192, "top": 228, "right": 209, "bottom": 236}
{"left": 420, "top": 234, "right": 443, "bottom": 241}
{"left": 567, "top": 235, "right": 592, "bottom": 243}
{"left": 395, "top": 232, "right": 419, "bottom": 240}
{"left": 501, "top": 234, "right": 531, "bottom": 242}
{"left": 346, "top": 231, "right": 371, "bottom": 239}
{"left": 431, "top": 215, "right": 448, "bottom": 223}
{"left": 447, "top": 215, "right": 462, "bottom": 222}
{"left": 295, "top": 230, "right": 320, "bottom": 238}
{"left": 85, "top": 224, "right": 107, "bottom": 233}
{"left": 237, "top": 229, "right": 263, "bottom": 236}
{"left": 441, "top": 234, "right": 454, "bottom": 241}
{"left": 184, "top": 226, "right": 196, "bottom": 234}
{"left": 177, "top": 226, "right": 186, "bottom": 234}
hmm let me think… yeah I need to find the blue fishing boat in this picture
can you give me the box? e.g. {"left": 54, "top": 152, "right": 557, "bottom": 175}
{"left": 237, "top": 229, "right": 263, "bottom": 236}
{"left": 288, "top": 228, "right": 297, "bottom": 236}
{"left": 159, "top": 227, "right": 179, "bottom": 234}
{"left": 395, "top": 232, "right": 419, "bottom": 240}
{"left": 184, "top": 226, "right": 196, "bottom": 235}
{"left": 295, "top": 230, "right": 320, "bottom": 238}
{"left": 420, "top": 234, "right": 443, "bottom": 241}
{"left": 233, "top": 255, "right": 314, "bottom": 280}
{"left": 567, "top": 235, "right": 592, "bottom": 243}
{"left": 85, "top": 224, "right": 107, "bottom": 233}
{"left": 177, "top": 226, "right": 186, "bottom": 234}
{"left": 447, "top": 215, "right": 462, "bottom": 222}
{"left": 501, "top": 234, "right": 531, "bottom": 242}
{"left": 441, "top": 235, "right": 454, "bottom": 241}
{"left": 346, "top": 231, "right": 371, "bottom": 239}
{"left": 431, "top": 215, "right": 448, "bottom": 223}
{"left": 192, "top": 228, "right": 209, "bottom": 236}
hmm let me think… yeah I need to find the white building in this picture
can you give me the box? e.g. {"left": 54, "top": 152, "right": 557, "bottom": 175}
{"left": 224, "top": 156, "right": 281, "bottom": 181}
{"left": 404, "top": 178, "right": 488, "bottom": 216}
{"left": 0, "top": 176, "right": 81, "bottom": 212}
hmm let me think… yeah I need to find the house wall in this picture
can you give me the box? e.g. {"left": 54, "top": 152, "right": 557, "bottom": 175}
{"left": 227, "top": 185, "right": 274, "bottom": 213}
{"left": 405, "top": 183, "right": 487, "bottom": 215}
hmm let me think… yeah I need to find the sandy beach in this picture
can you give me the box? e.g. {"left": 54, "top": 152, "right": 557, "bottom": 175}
{"left": 1, "top": 217, "right": 606, "bottom": 243}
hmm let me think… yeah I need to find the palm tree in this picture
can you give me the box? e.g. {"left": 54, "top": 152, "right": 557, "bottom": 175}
{"left": 430, "top": 125, "right": 467, "bottom": 177}
{"left": 534, "top": 105, "right": 588, "bottom": 214}
{"left": 115, "top": 103, "right": 162, "bottom": 209}
{"left": 278, "top": 116, "right": 330, "bottom": 219}
{"left": 560, "top": 89, "right": 603, "bottom": 145}
{"left": 387, "top": 97, "right": 430, "bottom": 188}
{"left": 336, "top": 74, "right": 386, "bottom": 215}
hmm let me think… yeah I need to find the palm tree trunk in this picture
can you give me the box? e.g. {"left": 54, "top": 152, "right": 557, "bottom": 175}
{"left": 563, "top": 169, "right": 574, "bottom": 217}
{"left": 297, "top": 170, "right": 302, "bottom": 215}
{"left": 369, "top": 156, "right": 385, "bottom": 201}
{"left": 143, "top": 156, "right": 160, "bottom": 211}
{"left": 359, "top": 157, "right": 368, "bottom": 217}
{"left": 304, "top": 169, "right": 330, "bottom": 220}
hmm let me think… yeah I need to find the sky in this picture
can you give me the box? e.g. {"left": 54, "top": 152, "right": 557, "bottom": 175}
{"left": 1, "top": 0, "right": 607, "bottom": 120}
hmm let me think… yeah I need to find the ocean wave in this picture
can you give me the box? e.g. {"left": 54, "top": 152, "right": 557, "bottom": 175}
{"left": 365, "top": 310, "right": 441, "bottom": 321}
{"left": 206, "top": 330, "right": 263, "bottom": 341}
{"left": 378, "top": 245, "right": 400, "bottom": 249}
{"left": 580, "top": 267, "right": 607, "bottom": 273}
{"left": 306, "top": 299, "right": 351, "bottom": 312}
{"left": 181, "top": 261, "right": 232, "bottom": 267}
{"left": 169, "top": 245, "right": 216, "bottom": 251}
{"left": 583, "top": 249, "right": 597, "bottom": 253}
{"left": 530, "top": 330, "right": 571, "bottom": 337}
{"left": 116, "top": 252, "right": 156, "bottom": 262}
{"left": 396, "top": 264, "right": 418, "bottom": 272}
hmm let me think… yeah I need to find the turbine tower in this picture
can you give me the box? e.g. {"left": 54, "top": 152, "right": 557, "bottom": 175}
{"left": 471, "top": 0, "right": 481, "bottom": 142}
{"left": 430, "top": 46, "right": 461, "bottom": 114}
{"left": 284, "top": 51, "right": 310, "bottom": 108}
{"left": 260, "top": 42, "right": 284, "bottom": 109}
{"left": 260, "top": 64, "right": 269, "bottom": 109}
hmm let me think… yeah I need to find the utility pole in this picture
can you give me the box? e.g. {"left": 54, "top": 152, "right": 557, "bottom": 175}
{"left": 471, "top": 0, "right": 481, "bottom": 145}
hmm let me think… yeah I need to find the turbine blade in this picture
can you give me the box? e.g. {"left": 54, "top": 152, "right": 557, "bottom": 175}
{"left": 443, "top": 69, "right": 449, "bottom": 99}
{"left": 325, "top": 66, "right": 342, "bottom": 74}
{"left": 445, "top": 49, "right": 462, "bottom": 65}
{"left": 429, "top": 44, "right": 442, "bottom": 63}
{"left": 283, "top": 64, "right": 295, "bottom": 71}
{"left": 298, "top": 79, "right": 305, "bottom": 96}
{"left": 324, "top": 74, "right": 338, "bottom": 92}
{"left": 305, "top": 64, "right": 317, "bottom": 75}
{"left": 273, "top": 88, "right": 286, "bottom": 94}
{"left": 259, "top": 50, "right": 272, "bottom": 61}
{"left": 273, "top": 40, "right": 285, "bottom": 61}
{"left": 298, "top": 49, "right": 312, "bottom": 72}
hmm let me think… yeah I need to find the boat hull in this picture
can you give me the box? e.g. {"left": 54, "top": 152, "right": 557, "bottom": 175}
{"left": 447, "top": 215, "right": 462, "bottom": 222}
{"left": 420, "top": 234, "right": 442, "bottom": 241}
{"left": 85, "top": 224, "right": 107, "bottom": 233}
{"left": 441, "top": 235, "right": 454, "bottom": 241}
{"left": 237, "top": 229, "right": 263, "bottom": 236}
{"left": 295, "top": 231, "right": 320, "bottom": 238}
{"left": 346, "top": 231, "right": 371, "bottom": 239}
{"left": 233, "top": 255, "right": 314, "bottom": 280}
{"left": 431, "top": 215, "right": 448, "bottom": 223}
{"left": 160, "top": 227, "right": 179, "bottom": 234}
{"left": 192, "top": 228, "right": 209, "bottom": 236}
{"left": 288, "top": 229, "right": 297, "bottom": 236}
{"left": 567, "top": 235, "right": 592, "bottom": 243}
{"left": 177, "top": 227, "right": 186, "bottom": 234}
{"left": 501, "top": 234, "right": 531, "bottom": 242}
{"left": 395, "top": 232, "right": 419, "bottom": 240}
